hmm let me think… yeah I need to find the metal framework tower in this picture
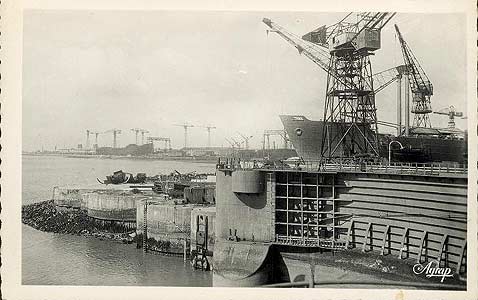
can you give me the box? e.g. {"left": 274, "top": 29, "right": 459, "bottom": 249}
{"left": 263, "top": 129, "right": 289, "bottom": 150}
{"left": 174, "top": 123, "right": 195, "bottom": 148}
{"left": 199, "top": 125, "right": 216, "bottom": 147}
{"left": 90, "top": 131, "right": 101, "bottom": 148}
{"left": 434, "top": 106, "right": 464, "bottom": 129}
{"left": 131, "top": 128, "right": 150, "bottom": 145}
{"left": 131, "top": 128, "right": 141, "bottom": 144}
{"left": 395, "top": 25, "right": 433, "bottom": 128}
{"left": 263, "top": 12, "right": 395, "bottom": 162}
{"left": 147, "top": 136, "right": 172, "bottom": 150}
{"left": 140, "top": 129, "right": 149, "bottom": 145}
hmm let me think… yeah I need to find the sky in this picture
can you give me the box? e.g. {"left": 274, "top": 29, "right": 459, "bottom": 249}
{"left": 22, "top": 10, "right": 467, "bottom": 151}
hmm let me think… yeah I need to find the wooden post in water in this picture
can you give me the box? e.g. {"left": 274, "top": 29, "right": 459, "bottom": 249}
{"left": 183, "top": 239, "right": 187, "bottom": 262}
{"left": 143, "top": 200, "right": 148, "bottom": 253}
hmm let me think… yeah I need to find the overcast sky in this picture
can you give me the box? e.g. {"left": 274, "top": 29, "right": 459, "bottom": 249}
{"left": 22, "top": 10, "right": 467, "bottom": 151}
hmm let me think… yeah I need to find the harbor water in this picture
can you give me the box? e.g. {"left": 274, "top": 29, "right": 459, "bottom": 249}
{"left": 22, "top": 155, "right": 215, "bottom": 286}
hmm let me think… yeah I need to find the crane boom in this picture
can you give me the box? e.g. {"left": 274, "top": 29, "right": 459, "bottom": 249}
{"left": 263, "top": 18, "right": 341, "bottom": 86}
{"left": 372, "top": 65, "right": 407, "bottom": 94}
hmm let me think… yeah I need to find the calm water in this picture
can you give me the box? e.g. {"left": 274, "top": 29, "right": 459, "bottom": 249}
{"left": 22, "top": 155, "right": 215, "bottom": 286}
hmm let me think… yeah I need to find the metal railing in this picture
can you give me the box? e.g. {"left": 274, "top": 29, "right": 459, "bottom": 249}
{"left": 320, "top": 161, "right": 467, "bottom": 176}
{"left": 217, "top": 158, "right": 467, "bottom": 176}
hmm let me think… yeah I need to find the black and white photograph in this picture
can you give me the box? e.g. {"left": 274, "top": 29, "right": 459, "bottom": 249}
{"left": 2, "top": 1, "right": 477, "bottom": 299}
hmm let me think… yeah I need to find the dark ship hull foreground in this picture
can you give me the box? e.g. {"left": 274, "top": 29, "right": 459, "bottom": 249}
{"left": 280, "top": 115, "right": 467, "bottom": 163}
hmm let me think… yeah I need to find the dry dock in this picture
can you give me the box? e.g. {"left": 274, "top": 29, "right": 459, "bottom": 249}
{"left": 213, "top": 160, "right": 467, "bottom": 287}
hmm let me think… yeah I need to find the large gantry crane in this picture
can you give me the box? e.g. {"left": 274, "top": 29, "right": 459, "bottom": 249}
{"left": 198, "top": 125, "right": 217, "bottom": 147}
{"left": 263, "top": 129, "right": 289, "bottom": 150}
{"left": 104, "top": 129, "right": 122, "bottom": 148}
{"left": 263, "top": 13, "right": 396, "bottom": 163}
{"left": 131, "top": 128, "right": 149, "bottom": 145}
{"left": 147, "top": 136, "right": 172, "bottom": 150}
{"left": 174, "top": 123, "right": 195, "bottom": 148}
{"left": 395, "top": 24, "right": 433, "bottom": 129}
{"left": 89, "top": 131, "right": 102, "bottom": 148}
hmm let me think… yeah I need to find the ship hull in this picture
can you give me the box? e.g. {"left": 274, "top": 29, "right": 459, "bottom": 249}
{"left": 280, "top": 115, "right": 467, "bottom": 163}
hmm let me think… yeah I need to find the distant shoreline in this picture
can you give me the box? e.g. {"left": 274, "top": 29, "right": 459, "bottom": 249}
{"left": 22, "top": 152, "right": 220, "bottom": 163}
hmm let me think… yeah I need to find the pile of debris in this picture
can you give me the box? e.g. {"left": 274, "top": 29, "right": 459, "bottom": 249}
{"left": 22, "top": 200, "right": 96, "bottom": 234}
{"left": 22, "top": 200, "right": 134, "bottom": 243}
{"left": 97, "top": 170, "right": 147, "bottom": 185}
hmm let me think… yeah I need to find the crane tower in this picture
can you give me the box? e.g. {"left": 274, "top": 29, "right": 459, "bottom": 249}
{"left": 105, "top": 129, "right": 122, "bottom": 148}
{"left": 174, "top": 123, "right": 195, "bottom": 148}
{"left": 199, "top": 125, "right": 216, "bottom": 147}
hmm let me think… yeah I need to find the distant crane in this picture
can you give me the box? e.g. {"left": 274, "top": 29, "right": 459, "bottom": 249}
{"left": 86, "top": 130, "right": 91, "bottom": 149}
{"left": 225, "top": 138, "right": 237, "bottom": 150}
{"left": 225, "top": 138, "right": 238, "bottom": 157}
{"left": 131, "top": 128, "right": 141, "bottom": 144}
{"left": 198, "top": 125, "right": 216, "bottom": 147}
{"left": 87, "top": 130, "right": 102, "bottom": 148}
{"left": 229, "top": 137, "right": 242, "bottom": 149}
{"left": 174, "top": 123, "right": 195, "bottom": 148}
{"left": 147, "top": 136, "right": 172, "bottom": 150}
{"left": 434, "top": 106, "right": 464, "bottom": 129}
{"left": 263, "top": 129, "right": 289, "bottom": 150}
{"left": 140, "top": 129, "right": 149, "bottom": 145}
{"left": 395, "top": 24, "right": 433, "bottom": 129}
{"left": 237, "top": 132, "right": 253, "bottom": 150}
{"left": 104, "top": 129, "right": 122, "bottom": 148}
{"left": 131, "top": 128, "right": 150, "bottom": 145}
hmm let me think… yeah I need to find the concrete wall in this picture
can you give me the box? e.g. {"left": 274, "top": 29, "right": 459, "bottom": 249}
{"left": 232, "top": 170, "right": 264, "bottom": 194}
{"left": 53, "top": 188, "right": 88, "bottom": 209}
{"left": 85, "top": 192, "right": 143, "bottom": 222}
{"left": 216, "top": 169, "right": 274, "bottom": 243}
{"left": 136, "top": 202, "right": 192, "bottom": 241}
{"left": 184, "top": 186, "right": 215, "bottom": 204}
{"left": 190, "top": 207, "right": 216, "bottom": 253}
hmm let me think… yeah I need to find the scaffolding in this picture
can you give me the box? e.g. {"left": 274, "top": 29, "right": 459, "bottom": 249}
{"left": 272, "top": 171, "right": 347, "bottom": 249}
